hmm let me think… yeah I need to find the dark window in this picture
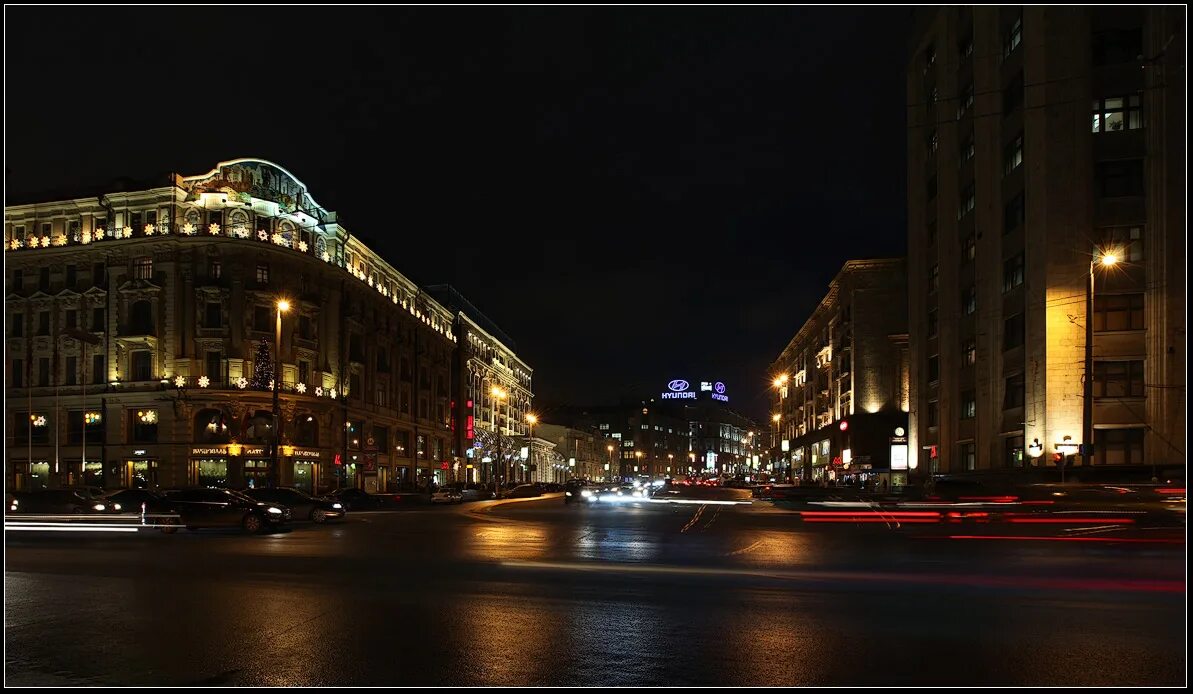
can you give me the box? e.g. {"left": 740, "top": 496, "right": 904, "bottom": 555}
{"left": 1004, "top": 133, "right": 1023, "bottom": 174}
{"left": 11, "top": 359, "right": 23, "bottom": 387}
{"left": 38, "top": 267, "right": 49, "bottom": 292}
{"left": 963, "top": 339, "right": 976, "bottom": 366}
{"left": 927, "top": 128, "right": 938, "bottom": 154}
{"left": 1094, "top": 293, "right": 1145, "bottom": 331}
{"left": 11, "top": 269, "right": 23, "bottom": 291}
{"left": 1093, "top": 360, "right": 1145, "bottom": 398}
{"left": 961, "top": 390, "right": 976, "bottom": 419}
{"left": 1100, "top": 225, "right": 1144, "bottom": 262}
{"left": 927, "top": 308, "right": 938, "bottom": 338}
{"left": 928, "top": 264, "right": 939, "bottom": 292}
{"left": 92, "top": 308, "right": 104, "bottom": 332}
{"left": 927, "top": 355, "right": 939, "bottom": 383}
{"left": 927, "top": 221, "right": 936, "bottom": 246}
{"left": 206, "top": 351, "right": 223, "bottom": 381}
{"left": 400, "top": 357, "right": 412, "bottom": 381}
{"left": 959, "top": 132, "right": 975, "bottom": 165}
{"left": 204, "top": 302, "right": 222, "bottom": 329}
{"left": 253, "top": 306, "right": 271, "bottom": 332}
{"left": 419, "top": 397, "right": 428, "bottom": 420}
{"left": 131, "top": 350, "right": 152, "bottom": 381}
{"left": 11, "top": 313, "right": 23, "bottom": 337}
{"left": 419, "top": 367, "right": 430, "bottom": 389}
{"left": 927, "top": 400, "right": 939, "bottom": 428}
{"left": 349, "top": 335, "right": 363, "bottom": 362}
{"left": 923, "top": 44, "right": 936, "bottom": 73}
{"left": 1003, "top": 254, "right": 1024, "bottom": 292}
{"left": 395, "top": 430, "right": 411, "bottom": 456}
{"left": 963, "top": 232, "right": 976, "bottom": 261}
{"left": 1003, "top": 72, "right": 1024, "bottom": 115}
{"left": 1004, "top": 313, "right": 1025, "bottom": 350}
{"left": 65, "top": 356, "right": 77, "bottom": 386}
{"left": 400, "top": 388, "right": 411, "bottom": 414}
{"left": 65, "top": 309, "right": 77, "bottom": 330}
{"left": 1093, "top": 29, "right": 1142, "bottom": 67}
{"left": 38, "top": 311, "right": 50, "bottom": 335}
{"left": 958, "top": 183, "right": 975, "bottom": 219}
{"left": 376, "top": 348, "right": 389, "bottom": 372}
{"left": 92, "top": 354, "right": 104, "bottom": 384}
{"left": 1096, "top": 160, "right": 1144, "bottom": 197}
{"left": 256, "top": 264, "right": 269, "bottom": 284}
{"left": 298, "top": 360, "right": 310, "bottom": 385}
{"left": 131, "top": 408, "right": 158, "bottom": 443}
{"left": 372, "top": 426, "right": 389, "bottom": 452}
{"left": 349, "top": 373, "right": 361, "bottom": 399}
{"left": 298, "top": 314, "right": 313, "bottom": 340}
{"left": 39, "top": 357, "right": 50, "bottom": 386}
{"left": 65, "top": 264, "right": 76, "bottom": 287}
{"left": 1002, "top": 14, "right": 1022, "bottom": 59}
{"left": 957, "top": 82, "right": 974, "bottom": 118}
{"left": 1095, "top": 428, "right": 1144, "bottom": 465}
{"left": 133, "top": 257, "right": 153, "bottom": 280}
{"left": 926, "top": 175, "right": 937, "bottom": 200}
{"left": 209, "top": 260, "right": 222, "bottom": 280}
{"left": 1005, "top": 434, "right": 1025, "bottom": 468}
{"left": 130, "top": 300, "right": 153, "bottom": 334}
{"left": 961, "top": 286, "right": 977, "bottom": 315}
{"left": 959, "top": 34, "right": 974, "bottom": 60}
{"left": 1004, "top": 372, "right": 1025, "bottom": 409}
{"left": 1092, "top": 95, "right": 1143, "bottom": 133}
{"left": 1004, "top": 192, "right": 1025, "bottom": 233}
{"left": 208, "top": 210, "right": 222, "bottom": 227}
{"left": 961, "top": 442, "right": 976, "bottom": 471}
{"left": 130, "top": 212, "right": 142, "bottom": 234}
{"left": 92, "top": 263, "right": 105, "bottom": 286}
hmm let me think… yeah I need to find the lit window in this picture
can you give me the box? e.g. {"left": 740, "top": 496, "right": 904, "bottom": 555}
{"left": 1002, "top": 15, "right": 1022, "bottom": 59}
{"left": 1004, "top": 133, "right": 1023, "bottom": 174}
{"left": 1092, "top": 95, "right": 1142, "bottom": 133}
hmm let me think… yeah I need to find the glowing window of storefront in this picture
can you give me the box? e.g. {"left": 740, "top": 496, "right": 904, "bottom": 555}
{"left": 129, "top": 459, "right": 158, "bottom": 488}
{"left": 244, "top": 459, "right": 270, "bottom": 487}
{"left": 293, "top": 459, "right": 317, "bottom": 493}
{"left": 83, "top": 460, "right": 104, "bottom": 487}
{"left": 28, "top": 461, "right": 51, "bottom": 490}
{"left": 194, "top": 458, "right": 228, "bottom": 487}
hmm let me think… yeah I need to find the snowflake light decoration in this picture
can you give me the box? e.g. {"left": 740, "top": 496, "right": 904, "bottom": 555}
{"left": 182, "top": 222, "right": 195, "bottom": 235}
{"left": 173, "top": 375, "right": 186, "bottom": 387}
{"left": 81, "top": 231, "right": 93, "bottom": 244}
{"left": 144, "top": 224, "right": 156, "bottom": 236}
{"left": 321, "top": 251, "right": 331, "bottom": 262}
{"left": 31, "top": 415, "right": 47, "bottom": 427}
{"left": 295, "top": 382, "right": 307, "bottom": 394}
{"left": 298, "top": 240, "right": 308, "bottom": 253}
{"left": 94, "top": 227, "right": 105, "bottom": 240}
{"left": 329, "top": 388, "right": 337, "bottom": 400}
{"left": 315, "top": 386, "right": 324, "bottom": 397}
{"left": 39, "top": 236, "right": 50, "bottom": 247}
{"left": 234, "top": 226, "right": 250, "bottom": 239}
{"left": 237, "top": 377, "right": 248, "bottom": 389}
{"left": 208, "top": 223, "right": 221, "bottom": 235}
{"left": 54, "top": 235, "right": 68, "bottom": 246}
{"left": 268, "top": 379, "right": 276, "bottom": 391}
{"left": 198, "top": 376, "right": 210, "bottom": 388}
{"left": 257, "top": 229, "right": 269, "bottom": 241}
{"left": 9, "top": 239, "right": 21, "bottom": 250}
{"left": 122, "top": 226, "right": 133, "bottom": 238}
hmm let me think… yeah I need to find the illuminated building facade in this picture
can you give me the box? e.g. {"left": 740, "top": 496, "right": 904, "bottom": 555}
{"left": 5, "top": 158, "right": 457, "bottom": 493}
{"left": 907, "top": 7, "right": 1185, "bottom": 479}
{"left": 770, "top": 259, "right": 910, "bottom": 483}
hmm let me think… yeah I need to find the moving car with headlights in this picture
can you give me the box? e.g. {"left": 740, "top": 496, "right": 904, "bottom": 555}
{"left": 592, "top": 483, "right": 652, "bottom": 503}
{"left": 9, "top": 489, "right": 124, "bottom": 514}
{"left": 430, "top": 488, "right": 463, "bottom": 504}
{"left": 245, "top": 487, "right": 346, "bottom": 523}
{"left": 163, "top": 488, "right": 291, "bottom": 533}
{"left": 564, "top": 479, "right": 596, "bottom": 504}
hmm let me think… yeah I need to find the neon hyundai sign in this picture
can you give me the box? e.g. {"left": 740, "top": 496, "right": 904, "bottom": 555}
{"left": 661, "top": 379, "right": 727, "bottom": 401}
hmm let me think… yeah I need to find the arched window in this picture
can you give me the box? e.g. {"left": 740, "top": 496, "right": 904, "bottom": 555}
{"left": 243, "top": 411, "right": 275, "bottom": 444}
{"left": 279, "top": 220, "right": 295, "bottom": 248}
{"left": 315, "top": 235, "right": 327, "bottom": 260}
{"left": 185, "top": 208, "right": 201, "bottom": 229}
{"left": 292, "top": 413, "right": 319, "bottom": 446}
{"left": 129, "top": 300, "right": 153, "bottom": 334}
{"left": 194, "top": 409, "right": 231, "bottom": 443}
{"left": 230, "top": 210, "right": 249, "bottom": 238}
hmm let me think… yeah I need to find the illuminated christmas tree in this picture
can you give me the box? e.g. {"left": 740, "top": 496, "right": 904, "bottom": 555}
{"left": 249, "top": 339, "right": 274, "bottom": 390}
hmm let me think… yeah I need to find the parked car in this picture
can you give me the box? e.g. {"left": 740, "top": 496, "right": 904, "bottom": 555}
{"left": 162, "top": 488, "right": 291, "bottom": 533}
{"left": 325, "top": 487, "right": 383, "bottom": 511}
{"left": 430, "top": 488, "right": 463, "bottom": 504}
{"left": 10, "top": 489, "right": 123, "bottom": 514}
{"left": 456, "top": 483, "right": 494, "bottom": 501}
{"left": 245, "top": 487, "right": 346, "bottom": 523}
{"left": 506, "top": 484, "right": 542, "bottom": 499}
{"left": 104, "top": 489, "right": 182, "bottom": 532}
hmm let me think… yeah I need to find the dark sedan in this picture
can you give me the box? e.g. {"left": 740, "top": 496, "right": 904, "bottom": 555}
{"left": 9, "top": 489, "right": 124, "bottom": 515}
{"left": 506, "top": 484, "right": 542, "bottom": 499}
{"left": 245, "top": 487, "right": 346, "bottom": 523}
{"left": 325, "top": 487, "right": 385, "bottom": 511}
{"left": 163, "top": 488, "right": 291, "bottom": 533}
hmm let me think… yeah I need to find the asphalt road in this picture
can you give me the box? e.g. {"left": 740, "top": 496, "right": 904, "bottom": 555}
{"left": 4, "top": 487, "right": 1186, "bottom": 686}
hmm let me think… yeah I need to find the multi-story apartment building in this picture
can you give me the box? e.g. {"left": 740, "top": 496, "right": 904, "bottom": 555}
{"left": 5, "top": 158, "right": 458, "bottom": 494}
{"left": 770, "top": 259, "right": 909, "bottom": 485}
{"left": 424, "top": 285, "right": 533, "bottom": 485}
{"left": 534, "top": 422, "right": 609, "bottom": 483}
{"left": 907, "top": 7, "right": 1185, "bottom": 480}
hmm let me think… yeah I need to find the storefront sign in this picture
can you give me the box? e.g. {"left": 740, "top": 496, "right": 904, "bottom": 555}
{"left": 291, "top": 449, "right": 321, "bottom": 458}
{"left": 191, "top": 447, "right": 227, "bottom": 456}
{"left": 132, "top": 449, "right": 147, "bottom": 456}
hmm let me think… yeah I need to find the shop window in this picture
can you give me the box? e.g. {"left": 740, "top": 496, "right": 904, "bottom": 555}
{"left": 1095, "top": 428, "right": 1144, "bottom": 465}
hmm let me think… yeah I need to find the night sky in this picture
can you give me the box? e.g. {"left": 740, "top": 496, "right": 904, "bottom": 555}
{"left": 6, "top": 7, "right": 911, "bottom": 421}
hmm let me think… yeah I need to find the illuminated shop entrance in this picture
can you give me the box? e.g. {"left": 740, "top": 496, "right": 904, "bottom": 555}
{"left": 244, "top": 459, "right": 270, "bottom": 488}
{"left": 292, "top": 460, "right": 318, "bottom": 493}
{"left": 190, "top": 458, "right": 228, "bottom": 487}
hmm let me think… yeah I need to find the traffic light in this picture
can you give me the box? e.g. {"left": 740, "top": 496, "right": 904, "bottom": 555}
{"left": 1052, "top": 452, "right": 1063, "bottom": 465}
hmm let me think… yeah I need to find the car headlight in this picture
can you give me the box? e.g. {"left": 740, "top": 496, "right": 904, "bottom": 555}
{"left": 113, "top": 503, "right": 122, "bottom": 511}
{"left": 92, "top": 503, "right": 106, "bottom": 511}
{"left": 332, "top": 503, "right": 343, "bottom": 509}
{"left": 580, "top": 489, "right": 593, "bottom": 497}
{"left": 267, "top": 507, "right": 283, "bottom": 515}
{"left": 565, "top": 491, "right": 573, "bottom": 497}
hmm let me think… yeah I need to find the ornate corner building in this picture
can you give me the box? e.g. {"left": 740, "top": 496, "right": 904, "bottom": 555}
{"left": 3, "top": 158, "right": 498, "bottom": 494}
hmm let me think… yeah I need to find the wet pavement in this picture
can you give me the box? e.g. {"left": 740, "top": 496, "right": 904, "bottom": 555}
{"left": 4, "top": 487, "right": 1186, "bottom": 686}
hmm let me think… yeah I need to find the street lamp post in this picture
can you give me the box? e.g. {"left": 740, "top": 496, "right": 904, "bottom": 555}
{"left": 635, "top": 450, "right": 642, "bottom": 479}
{"left": 607, "top": 444, "right": 614, "bottom": 483}
{"left": 1083, "top": 251, "right": 1118, "bottom": 470}
{"left": 491, "top": 386, "right": 507, "bottom": 494}
{"left": 526, "top": 413, "right": 537, "bottom": 483}
{"left": 271, "top": 299, "right": 290, "bottom": 487}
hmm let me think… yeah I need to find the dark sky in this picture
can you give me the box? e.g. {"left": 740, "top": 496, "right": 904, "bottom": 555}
{"left": 6, "top": 7, "right": 910, "bottom": 421}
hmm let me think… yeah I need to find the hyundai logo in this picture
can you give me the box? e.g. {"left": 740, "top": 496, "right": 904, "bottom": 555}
{"left": 714, "top": 381, "right": 726, "bottom": 394}
{"left": 667, "top": 379, "right": 690, "bottom": 392}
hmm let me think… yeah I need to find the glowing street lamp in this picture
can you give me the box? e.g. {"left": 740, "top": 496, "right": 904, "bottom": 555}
{"left": 1083, "top": 248, "right": 1121, "bottom": 469}
{"left": 271, "top": 298, "right": 290, "bottom": 486}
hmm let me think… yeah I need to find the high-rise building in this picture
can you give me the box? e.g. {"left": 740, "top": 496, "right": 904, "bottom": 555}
{"left": 769, "top": 259, "right": 909, "bottom": 485}
{"left": 906, "top": 7, "right": 1185, "bottom": 478}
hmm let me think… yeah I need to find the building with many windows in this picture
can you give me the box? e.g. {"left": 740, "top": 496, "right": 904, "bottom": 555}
{"left": 769, "top": 259, "right": 909, "bottom": 485}
{"left": 906, "top": 7, "right": 1185, "bottom": 479}
{"left": 5, "top": 158, "right": 459, "bottom": 494}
